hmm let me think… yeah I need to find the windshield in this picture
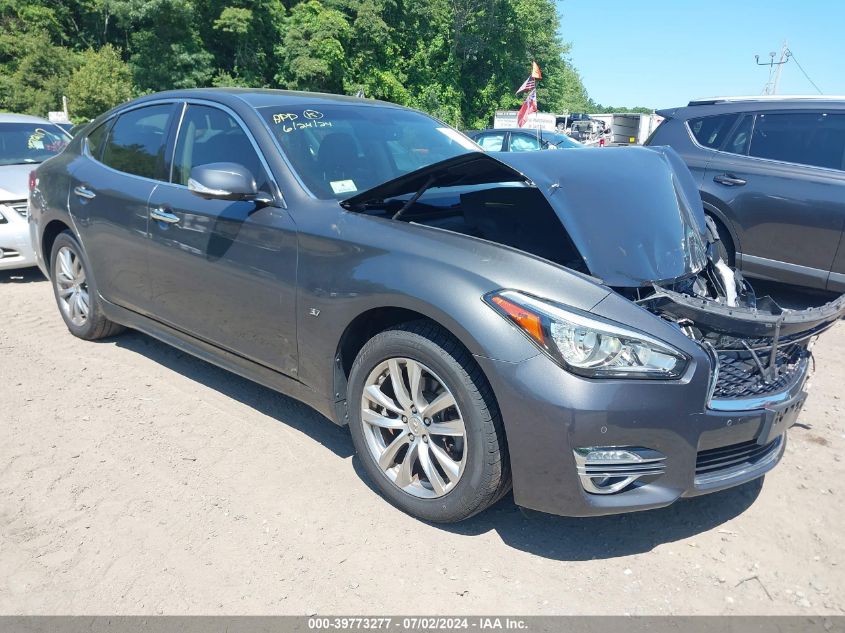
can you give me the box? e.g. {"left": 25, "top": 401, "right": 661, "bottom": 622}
{"left": 258, "top": 104, "right": 480, "bottom": 199}
{"left": 0, "top": 123, "right": 71, "bottom": 166}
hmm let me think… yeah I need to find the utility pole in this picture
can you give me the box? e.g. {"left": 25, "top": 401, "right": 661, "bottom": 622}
{"left": 756, "top": 41, "right": 790, "bottom": 95}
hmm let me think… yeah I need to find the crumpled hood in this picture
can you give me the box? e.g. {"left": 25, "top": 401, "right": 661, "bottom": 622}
{"left": 493, "top": 146, "right": 708, "bottom": 287}
{"left": 0, "top": 163, "right": 34, "bottom": 201}
{"left": 343, "top": 146, "right": 709, "bottom": 287}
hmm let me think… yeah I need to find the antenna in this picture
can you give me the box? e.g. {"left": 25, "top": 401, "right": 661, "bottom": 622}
{"left": 755, "top": 41, "right": 790, "bottom": 95}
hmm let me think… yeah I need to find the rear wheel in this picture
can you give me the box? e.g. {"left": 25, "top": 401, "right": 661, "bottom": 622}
{"left": 50, "top": 231, "right": 124, "bottom": 340}
{"left": 347, "top": 321, "right": 510, "bottom": 523}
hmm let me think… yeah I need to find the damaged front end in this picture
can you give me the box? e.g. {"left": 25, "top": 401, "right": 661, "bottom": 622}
{"left": 343, "top": 146, "right": 844, "bottom": 408}
{"left": 638, "top": 217, "right": 845, "bottom": 409}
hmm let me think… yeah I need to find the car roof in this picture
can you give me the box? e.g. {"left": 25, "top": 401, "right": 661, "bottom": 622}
{"left": 0, "top": 112, "right": 55, "bottom": 124}
{"left": 132, "top": 88, "right": 406, "bottom": 110}
{"left": 688, "top": 95, "right": 845, "bottom": 106}
{"left": 658, "top": 95, "right": 845, "bottom": 120}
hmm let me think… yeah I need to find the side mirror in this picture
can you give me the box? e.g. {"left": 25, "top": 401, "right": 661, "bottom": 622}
{"left": 188, "top": 162, "right": 266, "bottom": 202}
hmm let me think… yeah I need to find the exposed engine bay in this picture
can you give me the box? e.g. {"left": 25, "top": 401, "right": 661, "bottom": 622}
{"left": 344, "top": 148, "right": 845, "bottom": 402}
{"left": 637, "top": 217, "right": 844, "bottom": 401}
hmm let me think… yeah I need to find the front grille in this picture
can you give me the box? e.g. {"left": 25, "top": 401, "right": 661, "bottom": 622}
{"left": 695, "top": 436, "right": 783, "bottom": 485}
{"left": 712, "top": 347, "right": 807, "bottom": 399}
{"left": 10, "top": 202, "right": 27, "bottom": 218}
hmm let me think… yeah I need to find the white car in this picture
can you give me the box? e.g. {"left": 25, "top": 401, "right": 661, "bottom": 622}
{"left": 0, "top": 113, "right": 71, "bottom": 270}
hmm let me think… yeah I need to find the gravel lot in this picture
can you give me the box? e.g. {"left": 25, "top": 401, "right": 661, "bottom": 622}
{"left": 1, "top": 267, "right": 843, "bottom": 615}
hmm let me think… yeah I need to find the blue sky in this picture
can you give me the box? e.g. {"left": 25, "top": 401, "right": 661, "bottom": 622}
{"left": 556, "top": 0, "right": 844, "bottom": 110}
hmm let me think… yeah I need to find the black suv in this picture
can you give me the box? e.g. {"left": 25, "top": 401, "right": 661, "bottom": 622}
{"left": 647, "top": 96, "right": 845, "bottom": 292}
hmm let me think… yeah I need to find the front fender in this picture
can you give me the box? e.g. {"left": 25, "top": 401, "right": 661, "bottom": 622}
{"left": 291, "top": 206, "right": 612, "bottom": 407}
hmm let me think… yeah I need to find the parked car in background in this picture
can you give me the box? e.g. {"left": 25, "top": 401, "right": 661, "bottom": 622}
{"left": 29, "top": 89, "right": 844, "bottom": 523}
{"left": 647, "top": 96, "right": 845, "bottom": 292}
{"left": 0, "top": 113, "right": 70, "bottom": 270}
{"left": 468, "top": 127, "right": 582, "bottom": 152}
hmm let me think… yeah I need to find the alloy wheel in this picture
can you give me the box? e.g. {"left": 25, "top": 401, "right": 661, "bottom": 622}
{"left": 360, "top": 358, "right": 467, "bottom": 498}
{"left": 54, "top": 246, "right": 90, "bottom": 326}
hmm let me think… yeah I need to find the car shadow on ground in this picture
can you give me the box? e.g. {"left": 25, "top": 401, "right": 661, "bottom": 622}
{"left": 111, "top": 331, "right": 355, "bottom": 459}
{"left": 0, "top": 267, "right": 45, "bottom": 283}
{"left": 351, "top": 456, "right": 764, "bottom": 560}
{"left": 111, "top": 327, "right": 765, "bottom": 560}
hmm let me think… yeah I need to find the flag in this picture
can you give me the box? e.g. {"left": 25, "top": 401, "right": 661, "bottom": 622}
{"left": 531, "top": 61, "right": 542, "bottom": 79}
{"left": 516, "top": 75, "right": 535, "bottom": 94}
{"left": 517, "top": 89, "right": 537, "bottom": 127}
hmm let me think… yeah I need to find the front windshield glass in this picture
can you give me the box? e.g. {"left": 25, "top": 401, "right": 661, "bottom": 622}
{"left": 0, "top": 123, "right": 71, "bottom": 166}
{"left": 258, "top": 104, "right": 480, "bottom": 199}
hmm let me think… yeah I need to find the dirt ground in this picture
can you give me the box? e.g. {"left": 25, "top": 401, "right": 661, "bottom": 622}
{"left": 1, "top": 267, "right": 843, "bottom": 616}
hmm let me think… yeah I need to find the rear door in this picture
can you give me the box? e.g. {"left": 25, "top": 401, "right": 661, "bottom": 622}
{"left": 682, "top": 112, "right": 739, "bottom": 185}
{"left": 145, "top": 101, "right": 299, "bottom": 376}
{"left": 68, "top": 102, "right": 179, "bottom": 312}
{"left": 703, "top": 110, "right": 845, "bottom": 289}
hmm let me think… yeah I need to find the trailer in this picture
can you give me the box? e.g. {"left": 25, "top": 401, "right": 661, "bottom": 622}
{"left": 589, "top": 113, "right": 663, "bottom": 145}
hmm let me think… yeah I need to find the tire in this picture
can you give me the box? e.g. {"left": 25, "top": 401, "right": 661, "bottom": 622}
{"left": 347, "top": 320, "right": 510, "bottom": 523}
{"left": 49, "top": 230, "right": 125, "bottom": 340}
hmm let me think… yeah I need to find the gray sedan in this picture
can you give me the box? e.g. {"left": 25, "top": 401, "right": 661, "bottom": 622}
{"left": 29, "top": 89, "right": 844, "bottom": 522}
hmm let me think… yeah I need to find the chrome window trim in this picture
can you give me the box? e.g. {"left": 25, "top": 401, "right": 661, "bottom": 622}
{"left": 80, "top": 98, "right": 286, "bottom": 208}
{"left": 165, "top": 98, "right": 285, "bottom": 208}
{"left": 685, "top": 109, "right": 845, "bottom": 174}
{"left": 683, "top": 112, "right": 743, "bottom": 154}
{"left": 82, "top": 99, "right": 181, "bottom": 186}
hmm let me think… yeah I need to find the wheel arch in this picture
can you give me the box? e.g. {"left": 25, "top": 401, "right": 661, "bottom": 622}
{"left": 331, "top": 305, "right": 503, "bottom": 427}
{"left": 41, "top": 219, "right": 74, "bottom": 273}
{"left": 701, "top": 198, "right": 741, "bottom": 258}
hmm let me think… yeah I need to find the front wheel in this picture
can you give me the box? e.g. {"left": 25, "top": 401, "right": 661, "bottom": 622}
{"left": 50, "top": 230, "right": 124, "bottom": 340}
{"left": 347, "top": 321, "right": 510, "bottom": 523}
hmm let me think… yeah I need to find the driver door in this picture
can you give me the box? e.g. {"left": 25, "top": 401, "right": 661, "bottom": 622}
{"left": 145, "top": 102, "right": 299, "bottom": 376}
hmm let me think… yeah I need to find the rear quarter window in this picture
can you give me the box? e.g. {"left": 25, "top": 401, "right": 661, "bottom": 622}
{"left": 687, "top": 113, "right": 739, "bottom": 149}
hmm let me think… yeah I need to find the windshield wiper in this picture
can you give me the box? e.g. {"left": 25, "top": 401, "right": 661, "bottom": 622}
{"left": 392, "top": 174, "right": 438, "bottom": 221}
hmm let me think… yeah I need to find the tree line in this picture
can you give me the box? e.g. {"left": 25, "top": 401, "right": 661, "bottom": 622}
{"left": 0, "top": 0, "right": 646, "bottom": 129}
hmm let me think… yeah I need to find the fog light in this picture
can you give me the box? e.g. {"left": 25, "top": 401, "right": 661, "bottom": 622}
{"left": 574, "top": 446, "right": 666, "bottom": 495}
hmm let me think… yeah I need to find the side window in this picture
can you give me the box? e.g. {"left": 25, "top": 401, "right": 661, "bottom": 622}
{"left": 172, "top": 104, "right": 269, "bottom": 192}
{"left": 86, "top": 119, "right": 112, "bottom": 161}
{"left": 722, "top": 114, "right": 753, "bottom": 156}
{"left": 687, "top": 113, "right": 738, "bottom": 149}
{"left": 476, "top": 133, "right": 506, "bottom": 151}
{"left": 509, "top": 133, "right": 542, "bottom": 152}
{"left": 102, "top": 105, "right": 174, "bottom": 179}
{"left": 750, "top": 112, "right": 845, "bottom": 170}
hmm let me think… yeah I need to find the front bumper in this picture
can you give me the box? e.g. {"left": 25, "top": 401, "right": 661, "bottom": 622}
{"left": 476, "top": 349, "right": 808, "bottom": 517}
{"left": 0, "top": 206, "right": 37, "bottom": 270}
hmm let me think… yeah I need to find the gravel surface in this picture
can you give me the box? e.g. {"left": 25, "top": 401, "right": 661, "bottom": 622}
{"left": 1, "top": 267, "right": 843, "bottom": 615}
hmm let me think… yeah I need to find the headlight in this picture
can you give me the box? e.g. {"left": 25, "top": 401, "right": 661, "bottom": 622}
{"left": 485, "top": 290, "right": 689, "bottom": 379}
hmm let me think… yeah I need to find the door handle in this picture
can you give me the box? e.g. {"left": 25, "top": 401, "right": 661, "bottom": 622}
{"left": 713, "top": 173, "right": 747, "bottom": 187}
{"left": 150, "top": 207, "right": 180, "bottom": 224}
{"left": 74, "top": 185, "right": 96, "bottom": 199}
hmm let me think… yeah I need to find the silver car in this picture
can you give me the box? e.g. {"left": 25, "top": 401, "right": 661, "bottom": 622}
{"left": 0, "top": 113, "right": 70, "bottom": 270}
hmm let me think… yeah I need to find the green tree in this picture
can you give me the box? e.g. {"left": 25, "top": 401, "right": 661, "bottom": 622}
{"left": 275, "top": 1, "right": 350, "bottom": 92}
{"left": 121, "top": 0, "right": 214, "bottom": 92}
{"left": 66, "top": 44, "right": 133, "bottom": 121}
{"left": 0, "top": 33, "right": 77, "bottom": 116}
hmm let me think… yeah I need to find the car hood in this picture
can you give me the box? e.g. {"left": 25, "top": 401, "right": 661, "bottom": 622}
{"left": 342, "top": 147, "right": 708, "bottom": 287}
{"left": 0, "top": 163, "right": 33, "bottom": 201}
